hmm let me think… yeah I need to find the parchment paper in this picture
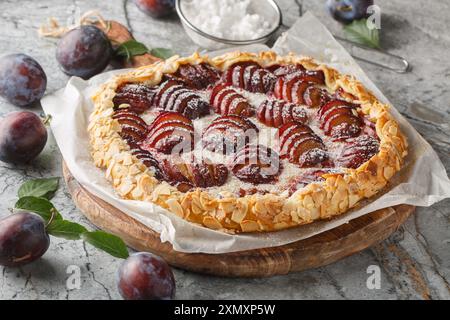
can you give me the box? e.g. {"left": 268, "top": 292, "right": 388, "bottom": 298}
{"left": 41, "top": 12, "right": 450, "bottom": 254}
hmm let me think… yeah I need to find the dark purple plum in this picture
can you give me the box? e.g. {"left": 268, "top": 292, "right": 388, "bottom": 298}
{"left": 134, "top": 0, "right": 175, "bottom": 18}
{"left": 0, "top": 111, "right": 47, "bottom": 164}
{"left": 56, "top": 25, "right": 112, "bottom": 79}
{"left": 326, "top": 0, "right": 374, "bottom": 24}
{"left": 0, "top": 212, "right": 50, "bottom": 267}
{"left": 118, "top": 252, "right": 175, "bottom": 300}
{"left": 0, "top": 54, "right": 47, "bottom": 107}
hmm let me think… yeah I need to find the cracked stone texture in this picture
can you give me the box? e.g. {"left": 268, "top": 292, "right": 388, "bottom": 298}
{"left": 0, "top": 0, "right": 449, "bottom": 300}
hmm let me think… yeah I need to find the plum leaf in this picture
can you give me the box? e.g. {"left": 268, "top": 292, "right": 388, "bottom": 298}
{"left": 115, "top": 40, "right": 174, "bottom": 61}
{"left": 14, "top": 196, "right": 63, "bottom": 222}
{"left": 17, "top": 177, "right": 59, "bottom": 200}
{"left": 343, "top": 19, "right": 380, "bottom": 49}
{"left": 150, "top": 48, "right": 174, "bottom": 60}
{"left": 82, "top": 231, "right": 129, "bottom": 259}
{"left": 47, "top": 220, "right": 88, "bottom": 240}
{"left": 115, "top": 40, "right": 149, "bottom": 60}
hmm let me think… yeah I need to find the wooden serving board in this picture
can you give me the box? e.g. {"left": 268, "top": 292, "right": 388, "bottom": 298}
{"left": 63, "top": 162, "right": 414, "bottom": 278}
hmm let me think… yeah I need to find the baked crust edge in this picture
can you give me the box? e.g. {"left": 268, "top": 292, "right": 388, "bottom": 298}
{"left": 88, "top": 51, "right": 408, "bottom": 233}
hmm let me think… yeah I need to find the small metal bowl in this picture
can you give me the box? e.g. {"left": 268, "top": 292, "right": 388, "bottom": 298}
{"left": 175, "top": 0, "right": 282, "bottom": 50}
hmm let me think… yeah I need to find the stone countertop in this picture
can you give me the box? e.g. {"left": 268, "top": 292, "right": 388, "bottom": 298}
{"left": 0, "top": 0, "right": 449, "bottom": 300}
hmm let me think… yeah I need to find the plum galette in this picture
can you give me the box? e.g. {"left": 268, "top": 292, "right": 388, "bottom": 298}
{"left": 89, "top": 51, "right": 408, "bottom": 233}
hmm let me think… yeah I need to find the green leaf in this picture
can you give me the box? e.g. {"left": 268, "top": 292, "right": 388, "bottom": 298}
{"left": 82, "top": 231, "right": 129, "bottom": 259}
{"left": 47, "top": 220, "right": 88, "bottom": 240}
{"left": 115, "top": 40, "right": 149, "bottom": 60}
{"left": 343, "top": 19, "right": 380, "bottom": 49}
{"left": 15, "top": 196, "right": 63, "bottom": 222}
{"left": 150, "top": 48, "right": 174, "bottom": 60}
{"left": 18, "top": 177, "right": 59, "bottom": 200}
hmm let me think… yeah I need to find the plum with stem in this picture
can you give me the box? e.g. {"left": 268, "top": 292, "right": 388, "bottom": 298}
{"left": 0, "top": 212, "right": 50, "bottom": 267}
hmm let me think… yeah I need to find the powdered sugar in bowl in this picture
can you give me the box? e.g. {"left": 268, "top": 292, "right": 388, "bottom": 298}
{"left": 175, "top": 0, "right": 282, "bottom": 50}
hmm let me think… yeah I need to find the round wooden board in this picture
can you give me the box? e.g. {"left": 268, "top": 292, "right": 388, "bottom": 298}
{"left": 63, "top": 162, "right": 414, "bottom": 278}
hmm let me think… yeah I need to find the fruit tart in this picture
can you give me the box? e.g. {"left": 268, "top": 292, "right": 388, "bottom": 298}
{"left": 89, "top": 51, "right": 408, "bottom": 233}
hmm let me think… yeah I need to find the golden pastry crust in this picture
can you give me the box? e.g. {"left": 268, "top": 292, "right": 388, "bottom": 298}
{"left": 88, "top": 51, "right": 408, "bottom": 233}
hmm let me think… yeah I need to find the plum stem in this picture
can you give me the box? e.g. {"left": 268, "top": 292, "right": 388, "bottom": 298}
{"left": 42, "top": 114, "right": 52, "bottom": 127}
{"left": 46, "top": 208, "right": 57, "bottom": 229}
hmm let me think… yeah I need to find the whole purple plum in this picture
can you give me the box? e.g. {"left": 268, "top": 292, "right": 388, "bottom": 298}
{"left": 56, "top": 25, "right": 112, "bottom": 79}
{"left": 326, "top": 0, "right": 374, "bottom": 24}
{"left": 0, "top": 54, "right": 47, "bottom": 107}
{"left": 118, "top": 252, "right": 175, "bottom": 300}
{"left": 134, "top": 0, "right": 175, "bottom": 18}
{"left": 0, "top": 212, "right": 50, "bottom": 267}
{"left": 0, "top": 111, "right": 47, "bottom": 164}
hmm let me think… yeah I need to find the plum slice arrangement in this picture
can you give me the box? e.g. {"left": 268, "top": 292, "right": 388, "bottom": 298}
{"left": 157, "top": 156, "right": 229, "bottom": 192}
{"left": 202, "top": 115, "right": 259, "bottom": 155}
{"left": 230, "top": 145, "right": 281, "bottom": 184}
{"left": 273, "top": 69, "right": 329, "bottom": 107}
{"left": 113, "top": 83, "right": 156, "bottom": 114}
{"left": 173, "top": 63, "right": 221, "bottom": 90}
{"left": 153, "top": 79, "right": 210, "bottom": 119}
{"left": 111, "top": 60, "right": 380, "bottom": 194}
{"left": 336, "top": 135, "right": 380, "bottom": 169}
{"left": 210, "top": 84, "right": 254, "bottom": 117}
{"left": 130, "top": 148, "right": 164, "bottom": 180}
{"left": 112, "top": 109, "right": 163, "bottom": 179}
{"left": 141, "top": 112, "right": 195, "bottom": 154}
{"left": 318, "top": 99, "right": 363, "bottom": 139}
{"left": 257, "top": 99, "right": 307, "bottom": 128}
{"left": 112, "top": 108, "right": 148, "bottom": 147}
{"left": 223, "top": 61, "right": 277, "bottom": 93}
{"left": 267, "top": 63, "right": 306, "bottom": 77}
{"left": 278, "top": 122, "right": 329, "bottom": 167}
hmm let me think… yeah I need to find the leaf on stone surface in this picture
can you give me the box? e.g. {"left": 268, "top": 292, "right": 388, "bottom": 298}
{"left": 18, "top": 177, "right": 59, "bottom": 200}
{"left": 47, "top": 220, "right": 88, "bottom": 240}
{"left": 343, "top": 19, "right": 380, "bottom": 49}
{"left": 14, "top": 196, "right": 63, "bottom": 222}
{"left": 115, "top": 40, "right": 149, "bottom": 60}
{"left": 150, "top": 48, "right": 175, "bottom": 60}
{"left": 82, "top": 231, "right": 129, "bottom": 259}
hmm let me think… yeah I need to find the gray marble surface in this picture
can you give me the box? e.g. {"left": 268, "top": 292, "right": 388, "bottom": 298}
{"left": 0, "top": 0, "right": 449, "bottom": 300}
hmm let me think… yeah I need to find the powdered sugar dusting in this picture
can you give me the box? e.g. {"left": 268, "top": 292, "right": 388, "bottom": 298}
{"left": 138, "top": 80, "right": 376, "bottom": 197}
{"left": 181, "top": 0, "right": 274, "bottom": 41}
